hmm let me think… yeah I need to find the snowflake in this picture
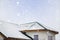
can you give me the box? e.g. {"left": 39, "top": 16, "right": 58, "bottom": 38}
{"left": 7, "top": 20, "right": 11, "bottom": 22}
{"left": 17, "top": 13, "right": 20, "bottom": 16}
{"left": 16, "top": 1, "right": 20, "bottom": 6}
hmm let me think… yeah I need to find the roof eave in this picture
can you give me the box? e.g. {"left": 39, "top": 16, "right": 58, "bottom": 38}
{"left": 46, "top": 29, "right": 59, "bottom": 34}
{"left": 8, "top": 37, "right": 30, "bottom": 40}
{"left": 0, "top": 32, "right": 7, "bottom": 38}
{"left": 21, "top": 29, "right": 59, "bottom": 34}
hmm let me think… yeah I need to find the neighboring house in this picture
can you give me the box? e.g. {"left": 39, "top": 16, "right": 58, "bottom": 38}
{"left": 0, "top": 21, "right": 58, "bottom": 40}
{"left": 0, "top": 32, "right": 6, "bottom": 40}
{"left": 0, "top": 21, "right": 30, "bottom": 40}
{"left": 19, "top": 22, "right": 58, "bottom": 40}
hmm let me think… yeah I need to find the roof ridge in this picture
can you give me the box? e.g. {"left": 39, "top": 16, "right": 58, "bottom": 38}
{"left": 36, "top": 22, "right": 47, "bottom": 30}
{"left": 20, "top": 21, "right": 47, "bottom": 30}
{"left": 20, "top": 21, "right": 37, "bottom": 25}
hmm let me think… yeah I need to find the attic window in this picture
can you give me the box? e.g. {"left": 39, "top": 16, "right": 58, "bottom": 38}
{"left": 34, "top": 35, "right": 38, "bottom": 40}
{"left": 48, "top": 36, "right": 53, "bottom": 40}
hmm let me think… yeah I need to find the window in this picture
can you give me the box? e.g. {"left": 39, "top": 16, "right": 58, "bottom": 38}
{"left": 48, "top": 36, "right": 53, "bottom": 40}
{"left": 34, "top": 35, "right": 38, "bottom": 40}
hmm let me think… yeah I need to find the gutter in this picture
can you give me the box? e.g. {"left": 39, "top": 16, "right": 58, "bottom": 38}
{"left": 20, "top": 31, "right": 33, "bottom": 40}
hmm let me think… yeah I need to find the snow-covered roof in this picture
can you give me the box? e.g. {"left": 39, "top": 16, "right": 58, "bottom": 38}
{"left": 19, "top": 22, "right": 58, "bottom": 34}
{"left": 0, "top": 21, "right": 30, "bottom": 39}
{"left": 0, "top": 20, "right": 58, "bottom": 39}
{"left": 19, "top": 22, "right": 44, "bottom": 30}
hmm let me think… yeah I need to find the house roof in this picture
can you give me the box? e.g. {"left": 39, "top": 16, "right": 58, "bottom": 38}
{"left": 0, "top": 21, "right": 30, "bottom": 39}
{"left": 19, "top": 22, "right": 58, "bottom": 34}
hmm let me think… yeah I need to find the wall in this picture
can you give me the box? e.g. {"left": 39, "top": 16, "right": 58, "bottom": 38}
{"left": 47, "top": 31, "right": 55, "bottom": 40}
{"left": 26, "top": 31, "right": 55, "bottom": 40}
{"left": 26, "top": 31, "right": 48, "bottom": 40}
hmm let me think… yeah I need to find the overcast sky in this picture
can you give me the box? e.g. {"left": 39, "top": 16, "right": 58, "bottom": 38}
{"left": 0, "top": 0, "right": 60, "bottom": 40}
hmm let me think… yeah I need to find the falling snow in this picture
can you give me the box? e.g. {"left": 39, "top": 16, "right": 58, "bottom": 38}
{"left": 0, "top": 0, "right": 60, "bottom": 40}
{"left": 17, "top": 13, "right": 20, "bottom": 17}
{"left": 16, "top": 1, "right": 20, "bottom": 6}
{"left": 7, "top": 20, "right": 11, "bottom": 22}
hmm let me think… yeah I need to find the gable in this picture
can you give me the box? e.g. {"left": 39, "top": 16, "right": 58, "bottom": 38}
{"left": 19, "top": 22, "right": 44, "bottom": 30}
{"left": 0, "top": 34, "right": 4, "bottom": 40}
{"left": 0, "top": 32, "right": 7, "bottom": 38}
{"left": 28, "top": 22, "right": 44, "bottom": 30}
{"left": 0, "top": 32, "right": 7, "bottom": 40}
{"left": 0, "top": 34, "right": 3, "bottom": 38}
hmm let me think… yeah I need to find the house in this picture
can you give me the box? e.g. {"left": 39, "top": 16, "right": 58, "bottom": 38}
{"left": 0, "top": 21, "right": 58, "bottom": 40}
{"left": 19, "top": 22, "right": 58, "bottom": 40}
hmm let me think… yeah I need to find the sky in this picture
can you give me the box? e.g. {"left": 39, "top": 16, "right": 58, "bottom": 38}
{"left": 0, "top": 0, "right": 60, "bottom": 40}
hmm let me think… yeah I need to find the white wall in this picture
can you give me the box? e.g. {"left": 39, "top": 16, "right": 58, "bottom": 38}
{"left": 26, "top": 31, "right": 47, "bottom": 40}
{"left": 26, "top": 31, "right": 55, "bottom": 40}
{"left": 47, "top": 31, "right": 55, "bottom": 40}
